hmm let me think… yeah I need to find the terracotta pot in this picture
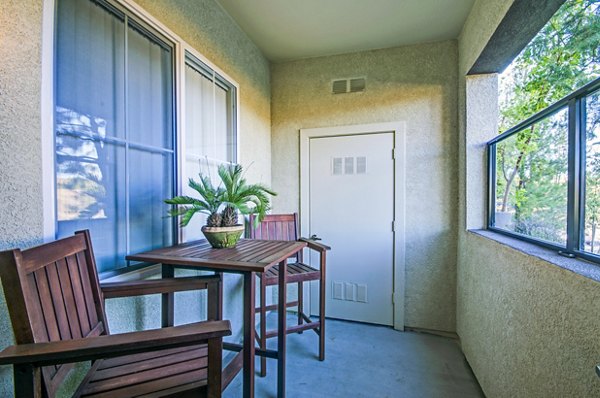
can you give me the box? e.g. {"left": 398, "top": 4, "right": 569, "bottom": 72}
{"left": 201, "top": 225, "right": 244, "bottom": 248}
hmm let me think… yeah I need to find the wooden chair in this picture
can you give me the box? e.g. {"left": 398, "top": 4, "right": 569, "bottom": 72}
{"left": 248, "top": 213, "right": 330, "bottom": 377}
{"left": 0, "top": 230, "right": 231, "bottom": 398}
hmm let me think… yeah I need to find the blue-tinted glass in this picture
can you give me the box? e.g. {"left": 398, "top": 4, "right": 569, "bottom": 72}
{"left": 56, "top": 0, "right": 175, "bottom": 273}
{"left": 56, "top": 0, "right": 125, "bottom": 139}
{"left": 57, "top": 139, "right": 127, "bottom": 273}
{"left": 127, "top": 23, "right": 173, "bottom": 149}
{"left": 129, "top": 148, "right": 174, "bottom": 254}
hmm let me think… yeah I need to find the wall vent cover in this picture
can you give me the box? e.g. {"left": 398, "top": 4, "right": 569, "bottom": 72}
{"left": 332, "top": 77, "right": 366, "bottom": 94}
{"left": 350, "top": 78, "right": 366, "bottom": 92}
{"left": 332, "top": 80, "right": 348, "bottom": 94}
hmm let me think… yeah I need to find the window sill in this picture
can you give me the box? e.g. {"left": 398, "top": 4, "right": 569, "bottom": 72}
{"left": 469, "top": 229, "right": 600, "bottom": 283}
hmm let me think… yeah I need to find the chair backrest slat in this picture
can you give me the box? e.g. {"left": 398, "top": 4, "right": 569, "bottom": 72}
{"left": 76, "top": 251, "right": 101, "bottom": 332}
{"left": 20, "top": 234, "right": 88, "bottom": 274}
{"left": 0, "top": 230, "right": 107, "bottom": 397}
{"left": 248, "top": 214, "right": 301, "bottom": 262}
{"left": 66, "top": 254, "right": 93, "bottom": 337}
{"left": 32, "top": 266, "right": 61, "bottom": 342}
{"left": 248, "top": 213, "right": 299, "bottom": 241}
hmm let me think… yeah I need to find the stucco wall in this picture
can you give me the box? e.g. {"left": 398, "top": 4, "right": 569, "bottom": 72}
{"left": 0, "top": 2, "right": 45, "bottom": 252}
{"left": 0, "top": 1, "right": 46, "bottom": 395}
{"left": 0, "top": 0, "right": 270, "bottom": 395}
{"left": 271, "top": 41, "right": 459, "bottom": 332}
{"left": 457, "top": 1, "right": 600, "bottom": 396}
{"left": 460, "top": 233, "right": 600, "bottom": 397}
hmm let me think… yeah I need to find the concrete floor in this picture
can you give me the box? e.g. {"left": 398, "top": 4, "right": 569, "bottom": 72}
{"left": 224, "top": 317, "right": 484, "bottom": 398}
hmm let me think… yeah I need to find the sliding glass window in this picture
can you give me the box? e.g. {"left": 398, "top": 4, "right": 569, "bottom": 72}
{"left": 182, "top": 52, "right": 237, "bottom": 241}
{"left": 488, "top": 78, "right": 600, "bottom": 262}
{"left": 492, "top": 108, "right": 569, "bottom": 245}
{"left": 55, "top": 0, "right": 175, "bottom": 273}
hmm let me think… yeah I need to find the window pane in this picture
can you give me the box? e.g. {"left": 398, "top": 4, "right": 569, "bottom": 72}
{"left": 493, "top": 108, "right": 569, "bottom": 244}
{"left": 129, "top": 148, "right": 174, "bottom": 254}
{"left": 583, "top": 89, "right": 600, "bottom": 253}
{"left": 184, "top": 57, "right": 235, "bottom": 164}
{"left": 127, "top": 22, "right": 173, "bottom": 149}
{"left": 56, "top": 0, "right": 175, "bottom": 273}
{"left": 56, "top": 0, "right": 125, "bottom": 139}
{"left": 183, "top": 56, "right": 236, "bottom": 242}
{"left": 56, "top": 134, "right": 127, "bottom": 273}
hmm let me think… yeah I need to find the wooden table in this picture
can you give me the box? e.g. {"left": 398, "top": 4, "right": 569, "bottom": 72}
{"left": 126, "top": 238, "right": 307, "bottom": 398}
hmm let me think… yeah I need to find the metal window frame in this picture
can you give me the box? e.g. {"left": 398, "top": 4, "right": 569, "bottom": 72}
{"left": 487, "top": 77, "right": 600, "bottom": 262}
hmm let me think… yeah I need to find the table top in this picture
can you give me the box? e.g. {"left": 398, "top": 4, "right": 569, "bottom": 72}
{"left": 126, "top": 238, "right": 307, "bottom": 273}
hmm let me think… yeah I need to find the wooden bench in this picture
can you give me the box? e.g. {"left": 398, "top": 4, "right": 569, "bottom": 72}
{"left": 0, "top": 230, "right": 231, "bottom": 397}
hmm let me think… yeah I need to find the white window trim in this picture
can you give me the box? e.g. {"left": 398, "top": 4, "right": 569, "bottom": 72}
{"left": 41, "top": 0, "right": 241, "bottom": 245}
{"left": 41, "top": 0, "right": 56, "bottom": 242}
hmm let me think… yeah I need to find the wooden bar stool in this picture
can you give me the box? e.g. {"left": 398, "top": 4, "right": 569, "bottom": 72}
{"left": 248, "top": 213, "right": 330, "bottom": 377}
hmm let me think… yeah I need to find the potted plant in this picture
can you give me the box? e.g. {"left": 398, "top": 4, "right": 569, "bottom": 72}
{"left": 165, "top": 164, "right": 276, "bottom": 248}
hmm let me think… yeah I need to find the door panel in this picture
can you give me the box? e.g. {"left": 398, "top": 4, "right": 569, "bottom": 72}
{"left": 309, "top": 132, "right": 394, "bottom": 325}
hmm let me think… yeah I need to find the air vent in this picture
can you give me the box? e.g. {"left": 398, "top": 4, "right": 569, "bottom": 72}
{"left": 332, "top": 80, "right": 348, "bottom": 94}
{"left": 350, "top": 78, "right": 366, "bottom": 92}
{"left": 332, "top": 77, "right": 366, "bottom": 94}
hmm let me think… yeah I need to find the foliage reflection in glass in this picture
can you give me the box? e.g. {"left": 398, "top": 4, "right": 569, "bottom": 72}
{"left": 584, "top": 90, "right": 600, "bottom": 253}
{"left": 494, "top": 108, "right": 569, "bottom": 244}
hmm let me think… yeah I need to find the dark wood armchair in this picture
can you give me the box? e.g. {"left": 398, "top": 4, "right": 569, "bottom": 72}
{"left": 248, "top": 213, "right": 330, "bottom": 377}
{"left": 0, "top": 230, "right": 231, "bottom": 398}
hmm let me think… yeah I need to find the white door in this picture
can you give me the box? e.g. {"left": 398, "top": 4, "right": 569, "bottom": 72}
{"left": 309, "top": 132, "right": 395, "bottom": 325}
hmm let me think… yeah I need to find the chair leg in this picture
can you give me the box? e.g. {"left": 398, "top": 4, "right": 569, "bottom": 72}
{"left": 297, "top": 281, "right": 303, "bottom": 333}
{"left": 259, "top": 275, "right": 267, "bottom": 377}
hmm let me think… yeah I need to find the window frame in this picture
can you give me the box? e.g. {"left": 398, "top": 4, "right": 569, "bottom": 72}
{"left": 43, "top": 0, "right": 240, "bottom": 276}
{"left": 488, "top": 76, "right": 600, "bottom": 263}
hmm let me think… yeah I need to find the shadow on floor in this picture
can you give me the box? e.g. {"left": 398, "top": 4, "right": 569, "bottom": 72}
{"left": 223, "top": 317, "right": 484, "bottom": 398}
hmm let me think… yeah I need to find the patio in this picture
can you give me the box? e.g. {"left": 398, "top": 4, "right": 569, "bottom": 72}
{"left": 224, "top": 316, "right": 483, "bottom": 398}
{"left": 1, "top": 0, "right": 600, "bottom": 397}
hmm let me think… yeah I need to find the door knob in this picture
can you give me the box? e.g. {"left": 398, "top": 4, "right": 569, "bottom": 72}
{"left": 310, "top": 234, "right": 322, "bottom": 241}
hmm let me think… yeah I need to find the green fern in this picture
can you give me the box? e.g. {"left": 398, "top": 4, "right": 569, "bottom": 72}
{"left": 164, "top": 176, "right": 225, "bottom": 227}
{"left": 165, "top": 164, "right": 276, "bottom": 228}
{"left": 218, "top": 164, "right": 276, "bottom": 227}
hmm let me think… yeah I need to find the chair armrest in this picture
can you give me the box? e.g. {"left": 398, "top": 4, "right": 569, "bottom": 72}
{"left": 298, "top": 237, "right": 331, "bottom": 252}
{"left": 0, "top": 320, "right": 231, "bottom": 367}
{"left": 101, "top": 275, "right": 221, "bottom": 299}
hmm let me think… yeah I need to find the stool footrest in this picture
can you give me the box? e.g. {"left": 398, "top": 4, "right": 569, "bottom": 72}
{"left": 264, "top": 321, "right": 320, "bottom": 339}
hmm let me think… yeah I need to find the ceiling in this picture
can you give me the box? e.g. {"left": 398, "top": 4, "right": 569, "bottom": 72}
{"left": 215, "top": 0, "right": 476, "bottom": 62}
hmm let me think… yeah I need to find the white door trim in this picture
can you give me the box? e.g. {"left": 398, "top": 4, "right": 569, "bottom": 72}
{"left": 300, "top": 122, "right": 406, "bottom": 331}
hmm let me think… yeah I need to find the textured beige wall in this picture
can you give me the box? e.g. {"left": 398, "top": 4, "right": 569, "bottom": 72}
{"left": 0, "top": 0, "right": 270, "bottom": 395}
{"left": 271, "top": 41, "right": 459, "bottom": 332}
{"left": 460, "top": 233, "right": 600, "bottom": 397}
{"left": 457, "top": 1, "right": 600, "bottom": 397}
{"left": 0, "top": 1, "right": 45, "bottom": 395}
{"left": 0, "top": 1, "right": 45, "bottom": 251}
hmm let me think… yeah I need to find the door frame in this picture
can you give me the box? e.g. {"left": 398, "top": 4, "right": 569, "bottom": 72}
{"left": 299, "top": 122, "right": 406, "bottom": 331}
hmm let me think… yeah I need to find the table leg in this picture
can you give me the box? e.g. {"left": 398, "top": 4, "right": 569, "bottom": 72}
{"left": 208, "top": 272, "right": 223, "bottom": 321}
{"left": 243, "top": 272, "right": 256, "bottom": 398}
{"left": 277, "top": 259, "right": 287, "bottom": 398}
{"left": 161, "top": 264, "right": 174, "bottom": 327}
